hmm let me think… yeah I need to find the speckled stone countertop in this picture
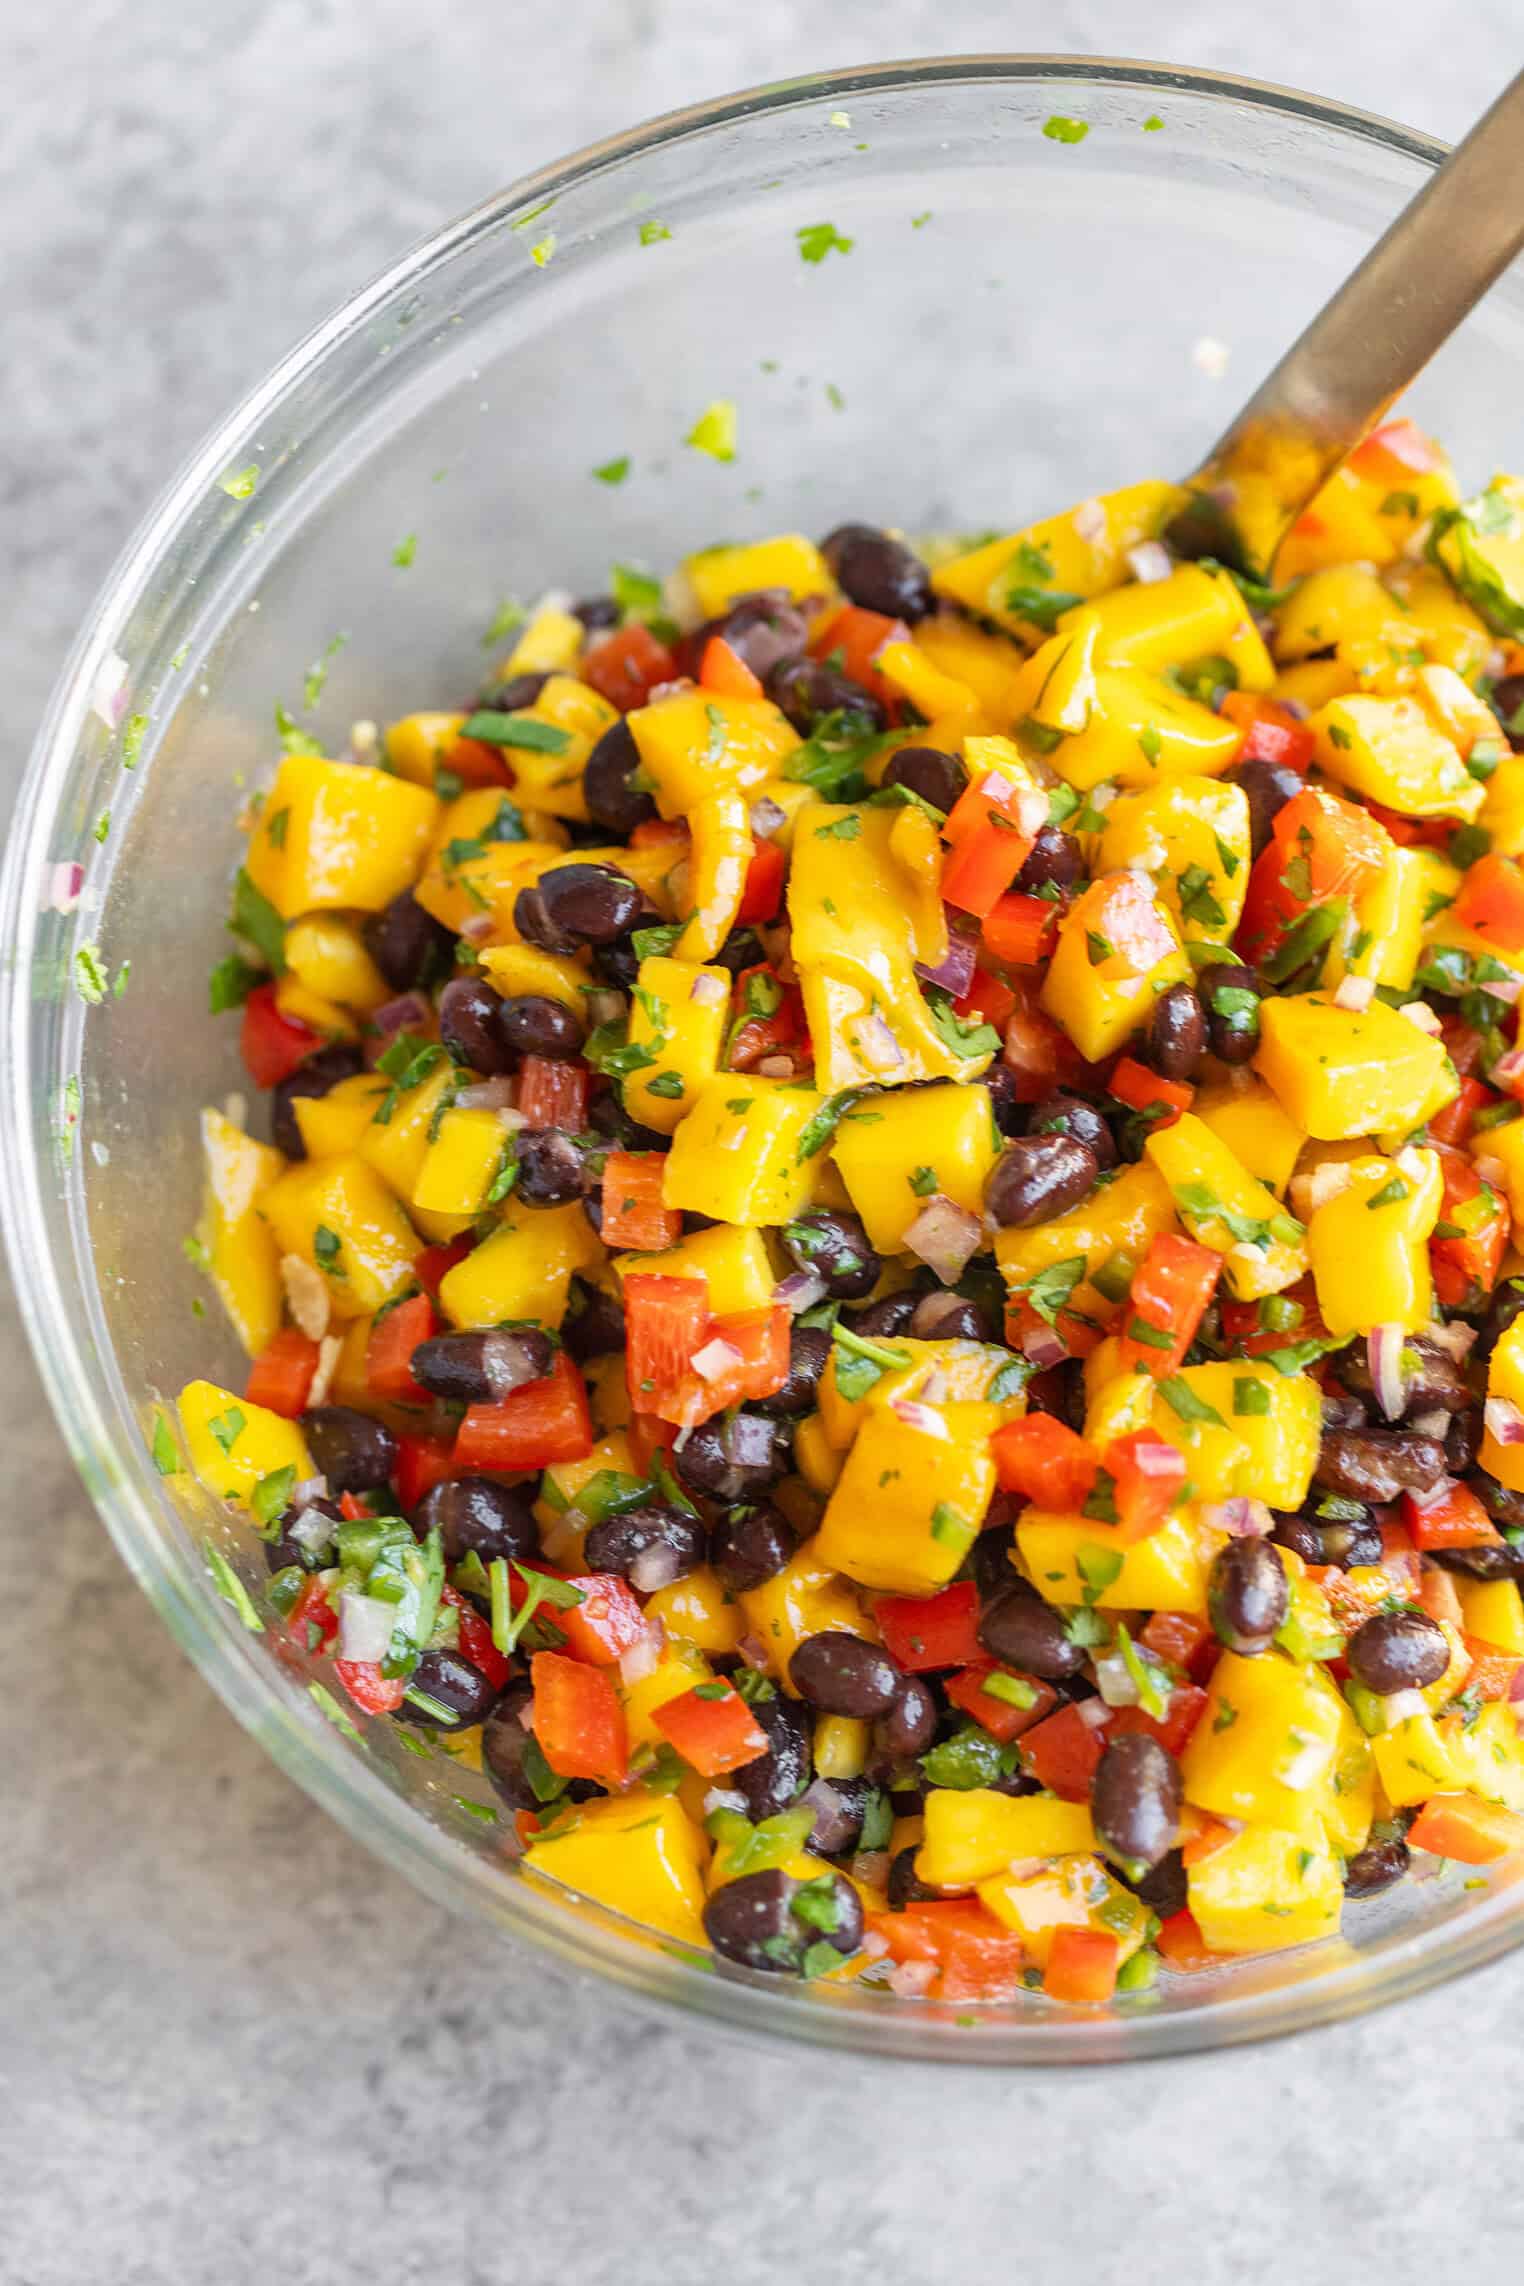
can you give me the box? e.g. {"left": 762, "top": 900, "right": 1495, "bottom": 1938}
{"left": 6, "top": 8, "right": 1524, "bottom": 2280}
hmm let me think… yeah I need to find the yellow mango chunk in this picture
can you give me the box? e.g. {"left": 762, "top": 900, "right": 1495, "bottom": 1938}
{"left": 1015, "top": 1509, "right": 1211, "bottom": 1614}
{"left": 1272, "top": 565, "right": 1403, "bottom": 659}
{"left": 272, "top": 973, "right": 357, "bottom": 1042}
{"left": 1010, "top": 619, "right": 1100, "bottom": 738}
{"left": 177, "top": 1381, "right": 313, "bottom": 1510}
{"left": 628, "top": 689, "right": 800, "bottom": 819}
{"left": 244, "top": 756, "right": 438, "bottom": 920}
{"left": 358, "top": 1058, "right": 458, "bottom": 1204}
{"left": 617, "top": 1640, "right": 714, "bottom": 1749}
{"left": 1441, "top": 1701, "right": 1524, "bottom": 1811}
{"left": 977, "top": 1852, "right": 1146, "bottom": 1967}
{"left": 259, "top": 1153, "right": 419, "bottom": 1319}
{"left": 478, "top": 940, "right": 590, "bottom": 1013}
{"left": 284, "top": 914, "right": 392, "bottom": 1014}
{"left": 912, "top": 614, "right": 1031, "bottom": 725}
{"left": 673, "top": 789, "right": 752, "bottom": 963}
{"left": 917, "top": 1789, "right": 1096, "bottom": 1890}
{"left": 1060, "top": 563, "right": 1274, "bottom": 691}
{"left": 1041, "top": 871, "right": 1189, "bottom": 1063}
{"left": 613, "top": 1223, "right": 775, "bottom": 1316}
{"left": 621, "top": 956, "right": 731, "bottom": 1136}
{"left": 474, "top": 677, "right": 621, "bottom": 823}
{"left": 1046, "top": 666, "right": 1242, "bottom": 792}
{"left": 524, "top": 1792, "right": 709, "bottom": 1948}
{"left": 645, "top": 1568, "right": 747, "bottom": 1659}
{"left": 659, "top": 1080, "right": 828, "bottom": 1226}
{"left": 1371, "top": 1712, "right": 1461, "bottom": 1807}
{"left": 1482, "top": 1317, "right": 1524, "bottom": 1493}
{"left": 1146, "top": 1113, "right": 1307, "bottom": 1300}
{"left": 832, "top": 1081, "right": 1001, "bottom": 1255}
{"left": 293, "top": 1072, "right": 391, "bottom": 1162}
{"left": 1253, "top": 992, "right": 1455, "bottom": 1141}
{"left": 816, "top": 1338, "right": 1023, "bottom": 1455}
{"left": 815, "top": 1401, "right": 996, "bottom": 1596}
{"left": 1483, "top": 1113, "right": 1524, "bottom": 1235}
{"left": 1193, "top": 1076, "right": 1306, "bottom": 1198}
{"left": 995, "top": 1158, "right": 1176, "bottom": 1336}
{"left": 1182, "top": 1651, "right": 1346, "bottom": 1825}
{"left": 411, "top": 1106, "right": 512, "bottom": 1226}
{"left": 1312, "top": 693, "right": 1482, "bottom": 822}
{"left": 501, "top": 602, "right": 585, "bottom": 677}
{"left": 1306, "top": 1148, "right": 1442, "bottom": 1336}
{"left": 1481, "top": 756, "right": 1524, "bottom": 859}
{"left": 1187, "top": 1825, "right": 1344, "bottom": 1955}
{"left": 930, "top": 481, "right": 1189, "bottom": 637}
{"left": 1324, "top": 844, "right": 1459, "bottom": 995}
{"left": 685, "top": 534, "right": 832, "bottom": 618}
{"left": 1085, "top": 1360, "right": 1320, "bottom": 1511}
{"left": 1457, "top": 1576, "right": 1524, "bottom": 1656}
{"left": 198, "top": 1108, "right": 285, "bottom": 1358}
{"left": 740, "top": 1542, "right": 875, "bottom": 1686}
{"left": 793, "top": 1413, "right": 846, "bottom": 1496}
{"left": 1097, "top": 776, "right": 1252, "bottom": 946}
{"left": 438, "top": 1204, "right": 601, "bottom": 1331}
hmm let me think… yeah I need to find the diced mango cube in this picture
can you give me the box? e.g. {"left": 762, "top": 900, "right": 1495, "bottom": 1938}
{"left": 621, "top": 957, "right": 731, "bottom": 1136}
{"left": 1193, "top": 1077, "right": 1306, "bottom": 1197}
{"left": 284, "top": 914, "right": 392, "bottom": 1014}
{"left": 977, "top": 1852, "right": 1146, "bottom": 1966}
{"left": 198, "top": 1108, "right": 285, "bottom": 1357}
{"left": 411, "top": 1106, "right": 512, "bottom": 1225}
{"left": 438, "top": 1203, "right": 602, "bottom": 1331}
{"left": 1097, "top": 775, "right": 1252, "bottom": 946}
{"left": 1041, "top": 871, "right": 1189, "bottom": 1062}
{"left": 1482, "top": 1317, "right": 1524, "bottom": 1493}
{"left": 1146, "top": 1113, "right": 1306, "bottom": 1300}
{"left": 1060, "top": 563, "right": 1274, "bottom": 691}
{"left": 832, "top": 1081, "right": 1001, "bottom": 1254}
{"left": 917, "top": 1789, "right": 1096, "bottom": 1889}
{"left": 613, "top": 1223, "right": 776, "bottom": 1316}
{"left": 1306, "top": 1147, "right": 1442, "bottom": 1336}
{"left": 1312, "top": 693, "right": 1482, "bottom": 822}
{"left": 524, "top": 1791, "right": 710, "bottom": 1947}
{"left": 177, "top": 1380, "right": 313, "bottom": 1510}
{"left": 930, "top": 481, "right": 1189, "bottom": 637}
{"left": 1187, "top": 1825, "right": 1344, "bottom": 1955}
{"left": 660, "top": 1078, "right": 827, "bottom": 1224}
{"left": 1046, "top": 667, "right": 1242, "bottom": 792}
{"left": 815, "top": 1402, "right": 995, "bottom": 1596}
{"left": 1084, "top": 1360, "right": 1320, "bottom": 1512}
{"left": 259, "top": 1153, "right": 419, "bottom": 1318}
{"left": 1253, "top": 992, "right": 1454, "bottom": 1140}
{"left": 244, "top": 756, "right": 438, "bottom": 920}
{"left": 685, "top": 535, "right": 832, "bottom": 618}
{"left": 1182, "top": 1651, "right": 1347, "bottom": 1825}
{"left": 1015, "top": 1509, "right": 1211, "bottom": 1614}
{"left": 628, "top": 689, "right": 800, "bottom": 819}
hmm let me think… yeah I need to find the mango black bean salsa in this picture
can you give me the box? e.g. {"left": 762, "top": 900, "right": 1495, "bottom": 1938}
{"left": 168, "top": 430, "right": 1524, "bottom": 2006}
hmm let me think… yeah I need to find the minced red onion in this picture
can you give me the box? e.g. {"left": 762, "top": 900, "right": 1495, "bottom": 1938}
{"left": 1020, "top": 1322, "right": 1069, "bottom": 1370}
{"left": 1410, "top": 1408, "right": 1449, "bottom": 1439}
{"left": 517, "top": 1696, "right": 536, "bottom": 1732}
{"left": 288, "top": 1502, "right": 337, "bottom": 1555}
{"left": 1015, "top": 786, "right": 1052, "bottom": 838}
{"left": 690, "top": 971, "right": 728, "bottom": 1007}
{"left": 736, "top": 1633, "right": 770, "bottom": 1671}
{"left": 1426, "top": 1318, "right": 1478, "bottom": 1362}
{"left": 1380, "top": 1688, "right": 1428, "bottom": 1726}
{"left": 976, "top": 770, "right": 1016, "bottom": 806}
{"left": 647, "top": 677, "right": 695, "bottom": 706}
{"left": 703, "top": 1785, "right": 748, "bottom": 1818}
{"left": 1126, "top": 539, "right": 1173, "bottom": 585}
{"left": 630, "top": 1539, "right": 684, "bottom": 1596}
{"left": 856, "top": 1012, "right": 906, "bottom": 1073}
{"left": 1491, "top": 1045, "right": 1524, "bottom": 1088}
{"left": 888, "top": 1397, "right": 951, "bottom": 1439}
{"left": 1094, "top": 1651, "right": 1140, "bottom": 1708}
{"left": 618, "top": 1623, "right": 665, "bottom": 1685}
{"left": 1398, "top": 1000, "right": 1443, "bottom": 1036}
{"left": 456, "top": 1076, "right": 518, "bottom": 1112}
{"left": 1074, "top": 1696, "right": 1112, "bottom": 1731}
{"left": 904, "top": 1195, "right": 983, "bottom": 1285}
{"left": 337, "top": 1591, "right": 396, "bottom": 1665}
{"left": 1486, "top": 1395, "right": 1524, "bottom": 1447}
{"left": 692, "top": 1336, "right": 743, "bottom": 1383}
{"left": 91, "top": 650, "right": 129, "bottom": 731}
{"left": 773, "top": 1267, "right": 827, "bottom": 1315}
{"left": 920, "top": 1369, "right": 950, "bottom": 1405}
{"left": 1072, "top": 497, "right": 1107, "bottom": 545}
{"left": 1486, "top": 972, "right": 1524, "bottom": 1007}
{"left": 373, "top": 991, "right": 431, "bottom": 1039}
{"left": 291, "top": 1474, "right": 329, "bottom": 1508}
{"left": 1277, "top": 1736, "right": 1328, "bottom": 1791}
{"left": 886, "top": 1959, "right": 937, "bottom": 1998}
{"left": 1405, "top": 1472, "right": 1458, "bottom": 1513}
{"left": 749, "top": 796, "right": 787, "bottom": 840}
{"left": 460, "top": 911, "right": 496, "bottom": 945}
{"left": 1201, "top": 1497, "right": 1273, "bottom": 1537}
{"left": 915, "top": 928, "right": 979, "bottom": 1000}
{"left": 757, "top": 1055, "right": 797, "bottom": 1079}
{"left": 42, "top": 861, "right": 84, "bottom": 915}
{"left": 1333, "top": 974, "right": 1375, "bottom": 1012}
{"left": 1368, "top": 1324, "right": 1409, "bottom": 1422}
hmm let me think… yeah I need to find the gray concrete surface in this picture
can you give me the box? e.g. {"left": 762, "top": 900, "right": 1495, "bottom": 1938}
{"left": 5, "top": 6, "right": 1524, "bottom": 2282}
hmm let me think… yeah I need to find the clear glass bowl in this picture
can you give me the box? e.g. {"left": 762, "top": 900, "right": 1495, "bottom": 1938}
{"left": 9, "top": 56, "right": 1524, "bottom": 2062}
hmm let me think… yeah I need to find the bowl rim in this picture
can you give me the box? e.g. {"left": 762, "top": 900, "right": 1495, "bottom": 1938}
{"left": 12, "top": 51, "right": 1523, "bottom": 2064}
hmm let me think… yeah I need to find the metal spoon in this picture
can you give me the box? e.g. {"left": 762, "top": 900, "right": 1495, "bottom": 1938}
{"left": 1177, "top": 69, "right": 1524, "bottom": 577}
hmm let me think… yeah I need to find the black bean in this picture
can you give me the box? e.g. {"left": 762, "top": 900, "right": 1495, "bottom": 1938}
{"left": 587, "top": 1090, "right": 668, "bottom": 1154}
{"left": 561, "top": 1279, "right": 626, "bottom": 1363}
{"left": 364, "top": 890, "right": 454, "bottom": 994}
{"left": 1321, "top": 1384, "right": 1369, "bottom": 1432}
{"left": 583, "top": 718, "right": 657, "bottom": 835}
{"left": 806, "top": 1872, "right": 865, "bottom": 1957}
{"left": 269, "top": 1043, "right": 366, "bottom": 1159}
{"left": 710, "top": 927, "right": 767, "bottom": 979}
{"left": 439, "top": 975, "right": 512, "bottom": 1075}
{"left": 1337, "top": 1333, "right": 1471, "bottom": 1417}
{"left": 1146, "top": 984, "right": 1207, "bottom": 1082}
{"left": 497, "top": 996, "right": 584, "bottom": 1060}
{"left": 416, "top": 1476, "right": 539, "bottom": 1566}
{"left": 1314, "top": 1429, "right": 1449, "bottom": 1505}
{"left": 1429, "top": 1541, "right": 1524, "bottom": 1581}
{"left": 511, "top": 883, "right": 578, "bottom": 957}
{"left": 1469, "top": 1467, "right": 1524, "bottom": 1531}
{"left": 513, "top": 1127, "right": 588, "bottom": 1205}
{"left": 805, "top": 1776, "right": 873, "bottom": 1858}
{"left": 887, "top": 1845, "right": 936, "bottom": 1909}
{"left": 1013, "top": 826, "right": 1082, "bottom": 896}
{"left": 1313, "top": 1516, "right": 1384, "bottom": 1570}
{"left": 978, "top": 1584, "right": 1085, "bottom": 1679}
{"left": 790, "top": 1632, "right": 901, "bottom": 1718}
{"left": 752, "top": 1325, "right": 831, "bottom": 1417}
{"left": 1348, "top": 1609, "right": 1451, "bottom": 1694}
{"left": 301, "top": 1406, "right": 397, "bottom": 1494}
{"left": 1091, "top": 1734, "right": 1182, "bottom": 1873}
{"left": 782, "top": 1208, "right": 881, "bottom": 1300}
{"left": 573, "top": 595, "right": 621, "bottom": 634}
{"left": 1446, "top": 1407, "right": 1482, "bottom": 1476}
{"left": 1208, "top": 1538, "right": 1288, "bottom": 1655}
{"left": 703, "top": 1869, "right": 800, "bottom": 1971}
{"left": 907, "top": 1292, "right": 992, "bottom": 1341}
{"left": 1025, "top": 1091, "right": 1118, "bottom": 1171}
{"left": 766, "top": 656, "right": 887, "bottom": 735}
{"left": 874, "top": 1674, "right": 938, "bottom": 1762}
{"left": 482, "top": 1685, "right": 542, "bottom": 1809}
{"left": 583, "top": 1502, "right": 707, "bottom": 1591}
{"left": 395, "top": 1647, "right": 500, "bottom": 1731}
{"left": 970, "top": 1521, "right": 1017, "bottom": 1603}
{"left": 1026, "top": 1359, "right": 1088, "bottom": 1433}
{"left": 1229, "top": 756, "right": 1304, "bottom": 861}
{"left": 1343, "top": 1836, "right": 1411, "bottom": 1898}
{"left": 845, "top": 1292, "right": 918, "bottom": 1338}
{"left": 1196, "top": 962, "right": 1264, "bottom": 1065}
{"left": 985, "top": 1134, "right": 1099, "bottom": 1228}
{"left": 1475, "top": 1277, "right": 1524, "bottom": 1364}
{"left": 530, "top": 863, "right": 644, "bottom": 948}
{"left": 879, "top": 745, "right": 968, "bottom": 817}
{"left": 1128, "top": 1847, "right": 1188, "bottom": 1921}
{"left": 264, "top": 1496, "right": 341, "bottom": 1573}
{"left": 710, "top": 1500, "right": 797, "bottom": 1593}
{"left": 730, "top": 1695, "right": 812, "bottom": 1821}
{"left": 479, "top": 671, "right": 550, "bottom": 716}
{"left": 677, "top": 1418, "right": 792, "bottom": 1506}
{"left": 821, "top": 523, "right": 933, "bottom": 622}
{"left": 984, "top": 1063, "right": 1024, "bottom": 1138}
{"left": 697, "top": 591, "right": 811, "bottom": 682}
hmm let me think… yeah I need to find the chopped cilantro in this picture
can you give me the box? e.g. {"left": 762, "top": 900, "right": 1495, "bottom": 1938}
{"left": 593, "top": 456, "right": 631, "bottom": 486}
{"left": 797, "top": 221, "right": 854, "bottom": 263}
{"left": 1159, "top": 1376, "right": 1226, "bottom": 1429}
{"left": 686, "top": 399, "right": 737, "bottom": 462}
{"left": 460, "top": 712, "right": 572, "bottom": 753}
{"left": 1042, "top": 114, "right": 1089, "bottom": 143}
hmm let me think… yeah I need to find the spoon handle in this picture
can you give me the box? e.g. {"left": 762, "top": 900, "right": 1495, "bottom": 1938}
{"left": 1189, "top": 69, "right": 1524, "bottom": 573}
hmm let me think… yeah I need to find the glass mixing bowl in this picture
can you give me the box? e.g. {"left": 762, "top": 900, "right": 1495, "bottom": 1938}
{"left": 9, "top": 56, "right": 1524, "bottom": 2062}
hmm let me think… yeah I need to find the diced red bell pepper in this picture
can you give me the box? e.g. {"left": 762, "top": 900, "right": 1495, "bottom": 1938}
{"left": 1430, "top": 1145, "right": 1510, "bottom": 1308}
{"left": 440, "top": 1583, "right": 512, "bottom": 1691}
{"left": 1348, "top": 417, "right": 1446, "bottom": 482}
{"left": 394, "top": 1431, "right": 456, "bottom": 1513}
{"left": 1219, "top": 690, "right": 1315, "bottom": 775}
{"left": 809, "top": 602, "right": 908, "bottom": 712}
{"left": 240, "top": 982, "right": 323, "bottom": 1088}
{"left": 875, "top": 1581, "right": 984, "bottom": 1672}
{"left": 334, "top": 1659, "right": 406, "bottom": 1717}
{"left": 245, "top": 1327, "right": 320, "bottom": 1418}
{"left": 698, "top": 635, "right": 764, "bottom": 701}
{"left": 990, "top": 1414, "right": 1099, "bottom": 1509}
{"left": 940, "top": 819, "right": 1035, "bottom": 920}
{"left": 1463, "top": 1640, "right": 1522, "bottom": 1704}
{"left": 726, "top": 963, "right": 807, "bottom": 1071}
{"left": 1156, "top": 1911, "right": 1223, "bottom": 1973}
{"left": 1004, "top": 1289, "right": 1105, "bottom": 1363}
{"left": 366, "top": 1292, "right": 438, "bottom": 1404}
{"left": 866, "top": 1900, "right": 1025, "bottom": 2001}
{"left": 1109, "top": 1683, "right": 1209, "bottom": 1759}
{"left": 1044, "top": 1926, "right": 1120, "bottom": 2005}
{"left": 1019, "top": 1701, "right": 1107, "bottom": 1799}
{"left": 531, "top": 1649, "right": 628, "bottom": 1785}
{"left": 736, "top": 836, "right": 787, "bottom": 925}
{"left": 1218, "top": 1277, "right": 1329, "bottom": 1358}
{"left": 517, "top": 1056, "right": 589, "bottom": 1129}
{"left": 944, "top": 1662, "right": 1057, "bottom": 1744}
{"left": 944, "top": 764, "right": 1040, "bottom": 845}
{"left": 659, "top": 1304, "right": 792, "bottom": 1429}
{"left": 454, "top": 1350, "right": 594, "bottom": 1472}
{"left": 624, "top": 1273, "right": 711, "bottom": 1413}
{"left": 413, "top": 1236, "right": 473, "bottom": 1302}
{"left": 554, "top": 1572, "right": 649, "bottom": 1667}
{"left": 1407, "top": 1794, "right": 1524, "bottom": 1864}
{"left": 581, "top": 624, "right": 678, "bottom": 712}
{"left": 1000, "top": 986, "right": 1086, "bottom": 1103}
{"left": 629, "top": 816, "right": 690, "bottom": 854}
{"left": 1075, "top": 873, "right": 1182, "bottom": 983}
{"left": 1109, "top": 1056, "right": 1193, "bottom": 1128}
{"left": 1451, "top": 852, "right": 1524, "bottom": 957}
{"left": 1116, "top": 1232, "right": 1221, "bottom": 1378}
{"left": 1140, "top": 1609, "right": 1217, "bottom": 1684}
{"left": 1105, "top": 1430, "right": 1187, "bottom": 1544}
{"left": 954, "top": 966, "right": 1018, "bottom": 1035}
{"left": 981, "top": 892, "right": 1060, "bottom": 969}
{"left": 284, "top": 1572, "right": 338, "bottom": 1652}
{"left": 338, "top": 1493, "right": 372, "bottom": 1522}
{"left": 1400, "top": 1481, "right": 1504, "bottom": 1551}
{"left": 1428, "top": 1076, "right": 1493, "bottom": 1148}
{"left": 653, "top": 1679, "right": 770, "bottom": 1776}
{"left": 1236, "top": 786, "right": 1390, "bottom": 968}
{"left": 599, "top": 1151, "right": 682, "bottom": 1253}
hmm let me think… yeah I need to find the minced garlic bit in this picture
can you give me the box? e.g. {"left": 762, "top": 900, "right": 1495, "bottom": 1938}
{"left": 307, "top": 1332, "right": 343, "bottom": 1409}
{"left": 281, "top": 1254, "right": 331, "bottom": 1343}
